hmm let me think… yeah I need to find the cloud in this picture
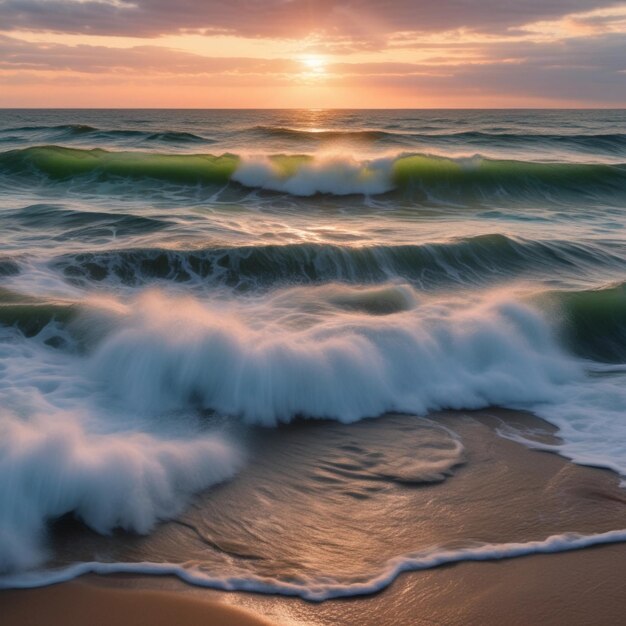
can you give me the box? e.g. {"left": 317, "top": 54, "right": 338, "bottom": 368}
{"left": 343, "top": 34, "right": 626, "bottom": 103}
{"left": 1, "top": 29, "right": 624, "bottom": 106}
{"left": 0, "top": 2, "right": 624, "bottom": 106}
{"left": 0, "top": 0, "right": 624, "bottom": 39}
{"left": 0, "top": 34, "right": 300, "bottom": 74}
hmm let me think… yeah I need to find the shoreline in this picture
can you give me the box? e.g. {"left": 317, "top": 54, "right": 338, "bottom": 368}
{"left": 4, "top": 543, "right": 626, "bottom": 626}
{"left": 2, "top": 409, "right": 626, "bottom": 625}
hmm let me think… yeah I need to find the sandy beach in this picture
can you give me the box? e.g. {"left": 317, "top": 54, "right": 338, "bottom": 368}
{"left": 5, "top": 542, "right": 624, "bottom": 626}
{"left": 1, "top": 582, "right": 273, "bottom": 626}
{"left": 3, "top": 410, "right": 625, "bottom": 626}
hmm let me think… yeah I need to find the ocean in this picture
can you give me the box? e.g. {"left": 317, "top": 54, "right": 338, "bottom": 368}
{"left": 0, "top": 109, "right": 625, "bottom": 600}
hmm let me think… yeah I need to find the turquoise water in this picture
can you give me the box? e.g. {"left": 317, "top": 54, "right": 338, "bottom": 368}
{"left": 0, "top": 109, "right": 625, "bottom": 593}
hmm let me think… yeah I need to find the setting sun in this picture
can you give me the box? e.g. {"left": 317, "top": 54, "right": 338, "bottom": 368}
{"left": 301, "top": 55, "right": 327, "bottom": 74}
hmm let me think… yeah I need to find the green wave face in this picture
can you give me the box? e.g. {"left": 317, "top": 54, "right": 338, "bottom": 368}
{"left": 2, "top": 278, "right": 626, "bottom": 365}
{"left": 392, "top": 154, "right": 626, "bottom": 191}
{"left": 0, "top": 146, "right": 240, "bottom": 185}
{"left": 0, "top": 287, "right": 76, "bottom": 338}
{"left": 552, "top": 282, "right": 626, "bottom": 363}
{"left": 50, "top": 235, "right": 620, "bottom": 290}
{"left": 1, "top": 146, "right": 625, "bottom": 201}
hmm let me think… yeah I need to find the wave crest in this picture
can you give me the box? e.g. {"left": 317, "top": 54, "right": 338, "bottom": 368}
{"left": 0, "top": 409, "right": 240, "bottom": 572}
{"left": 50, "top": 236, "right": 624, "bottom": 290}
{"left": 87, "top": 290, "right": 579, "bottom": 424}
{"left": 2, "top": 146, "right": 624, "bottom": 200}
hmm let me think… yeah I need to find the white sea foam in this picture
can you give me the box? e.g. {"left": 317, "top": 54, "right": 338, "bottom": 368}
{"left": 503, "top": 386, "right": 626, "bottom": 478}
{"left": 0, "top": 326, "right": 241, "bottom": 573}
{"left": 2, "top": 285, "right": 626, "bottom": 575}
{"left": 2, "top": 529, "right": 626, "bottom": 599}
{"left": 86, "top": 288, "right": 626, "bottom": 475}
{"left": 232, "top": 154, "right": 396, "bottom": 196}
{"left": 0, "top": 414, "right": 240, "bottom": 572}
{"left": 89, "top": 290, "right": 580, "bottom": 424}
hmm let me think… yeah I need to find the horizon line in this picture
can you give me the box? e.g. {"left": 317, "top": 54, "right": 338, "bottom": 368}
{"left": 1, "top": 106, "right": 625, "bottom": 111}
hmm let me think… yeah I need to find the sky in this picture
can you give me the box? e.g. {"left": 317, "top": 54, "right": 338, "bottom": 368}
{"left": 0, "top": 0, "right": 625, "bottom": 108}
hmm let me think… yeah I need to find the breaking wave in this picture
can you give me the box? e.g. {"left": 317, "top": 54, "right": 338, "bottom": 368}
{"left": 0, "top": 414, "right": 241, "bottom": 571}
{"left": 47, "top": 236, "right": 626, "bottom": 290}
{"left": 1, "top": 146, "right": 624, "bottom": 200}
{"left": 1, "top": 283, "right": 626, "bottom": 575}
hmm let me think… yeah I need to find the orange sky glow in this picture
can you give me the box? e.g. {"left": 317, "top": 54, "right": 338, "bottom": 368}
{"left": 0, "top": 1, "right": 625, "bottom": 108}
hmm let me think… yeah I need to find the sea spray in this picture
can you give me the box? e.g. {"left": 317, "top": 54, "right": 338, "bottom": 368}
{"left": 89, "top": 290, "right": 580, "bottom": 423}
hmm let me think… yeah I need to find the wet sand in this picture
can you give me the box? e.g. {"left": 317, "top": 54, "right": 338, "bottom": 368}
{"left": 2, "top": 410, "right": 626, "bottom": 625}
{"left": 1, "top": 581, "right": 273, "bottom": 626}
{"left": 3, "top": 543, "right": 625, "bottom": 626}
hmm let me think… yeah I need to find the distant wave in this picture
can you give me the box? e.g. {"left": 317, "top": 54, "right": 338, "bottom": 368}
{"left": 250, "top": 125, "right": 394, "bottom": 141}
{"left": 1, "top": 146, "right": 625, "bottom": 201}
{"left": 3, "top": 203, "right": 169, "bottom": 239}
{"left": 0, "top": 125, "right": 211, "bottom": 145}
{"left": 5, "top": 124, "right": 625, "bottom": 157}
{"left": 248, "top": 125, "right": 626, "bottom": 153}
{"left": 5, "top": 124, "right": 97, "bottom": 135}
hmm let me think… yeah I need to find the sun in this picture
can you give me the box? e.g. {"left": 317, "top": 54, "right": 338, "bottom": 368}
{"left": 301, "top": 55, "right": 327, "bottom": 74}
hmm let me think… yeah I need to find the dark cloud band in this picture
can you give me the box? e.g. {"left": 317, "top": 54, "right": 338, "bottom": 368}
{"left": 0, "top": 0, "right": 623, "bottom": 38}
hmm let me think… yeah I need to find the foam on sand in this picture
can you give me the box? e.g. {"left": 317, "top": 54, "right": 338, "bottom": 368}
{"left": 2, "top": 529, "right": 626, "bottom": 600}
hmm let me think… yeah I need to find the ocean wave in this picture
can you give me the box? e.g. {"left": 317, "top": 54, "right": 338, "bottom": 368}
{"left": 4, "top": 281, "right": 626, "bottom": 363}
{"left": 249, "top": 125, "right": 394, "bottom": 141}
{"left": 545, "top": 281, "right": 626, "bottom": 362}
{"left": 0, "top": 413, "right": 241, "bottom": 572}
{"left": 0, "top": 318, "right": 242, "bottom": 573}
{"left": 80, "top": 290, "right": 579, "bottom": 423}
{"left": 0, "top": 146, "right": 235, "bottom": 185}
{"left": 3, "top": 287, "right": 583, "bottom": 424}
{"left": 79, "top": 287, "right": 626, "bottom": 478}
{"left": 1, "top": 285, "right": 626, "bottom": 573}
{"left": 48, "top": 236, "right": 625, "bottom": 290}
{"left": 4, "top": 124, "right": 97, "bottom": 135}
{"left": 1, "top": 146, "right": 624, "bottom": 200}
{"left": 0, "top": 125, "right": 210, "bottom": 145}
{"left": 2, "top": 204, "right": 169, "bottom": 240}
{"left": 248, "top": 126, "right": 626, "bottom": 154}
{"left": 0, "top": 287, "right": 76, "bottom": 338}
{"left": 425, "top": 131, "right": 626, "bottom": 153}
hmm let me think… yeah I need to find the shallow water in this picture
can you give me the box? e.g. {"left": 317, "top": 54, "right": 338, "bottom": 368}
{"left": 0, "top": 109, "right": 625, "bottom": 593}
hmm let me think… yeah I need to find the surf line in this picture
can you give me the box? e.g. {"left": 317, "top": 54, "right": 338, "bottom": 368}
{"left": 2, "top": 528, "right": 626, "bottom": 601}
